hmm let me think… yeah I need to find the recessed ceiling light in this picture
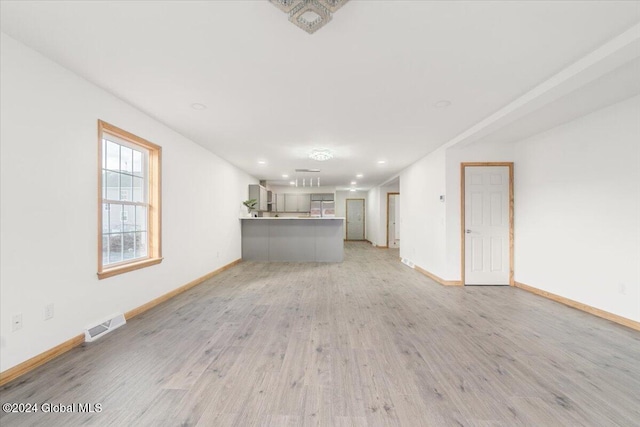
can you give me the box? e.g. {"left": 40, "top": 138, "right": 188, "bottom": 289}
{"left": 309, "top": 148, "right": 334, "bottom": 161}
{"left": 350, "top": 188, "right": 356, "bottom": 192}
{"left": 351, "top": 181, "right": 356, "bottom": 185}
{"left": 377, "top": 160, "right": 386, "bottom": 164}
{"left": 289, "top": 181, "right": 295, "bottom": 185}
{"left": 257, "top": 160, "right": 266, "bottom": 165}
{"left": 434, "top": 100, "right": 452, "bottom": 108}
{"left": 191, "top": 103, "right": 207, "bottom": 110}
{"left": 356, "top": 174, "right": 363, "bottom": 178}
{"left": 282, "top": 174, "right": 289, "bottom": 178}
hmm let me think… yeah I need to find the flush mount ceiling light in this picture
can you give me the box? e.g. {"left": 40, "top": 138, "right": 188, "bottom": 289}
{"left": 270, "top": 0, "right": 350, "bottom": 34}
{"left": 434, "top": 100, "right": 452, "bottom": 108}
{"left": 377, "top": 160, "right": 387, "bottom": 164}
{"left": 309, "top": 148, "right": 334, "bottom": 161}
{"left": 257, "top": 160, "right": 267, "bottom": 165}
{"left": 356, "top": 174, "right": 363, "bottom": 178}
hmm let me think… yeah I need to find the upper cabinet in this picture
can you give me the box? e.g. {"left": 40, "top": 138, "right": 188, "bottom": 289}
{"left": 268, "top": 192, "right": 333, "bottom": 213}
{"left": 311, "top": 193, "right": 334, "bottom": 201}
{"left": 284, "top": 193, "right": 298, "bottom": 212}
{"left": 297, "top": 194, "right": 311, "bottom": 212}
{"left": 276, "top": 193, "right": 286, "bottom": 212}
{"left": 248, "top": 184, "right": 268, "bottom": 211}
{"left": 283, "top": 193, "right": 312, "bottom": 212}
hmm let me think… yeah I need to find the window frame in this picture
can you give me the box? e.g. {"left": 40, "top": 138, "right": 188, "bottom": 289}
{"left": 97, "top": 120, "right": 162, "bottom": 279}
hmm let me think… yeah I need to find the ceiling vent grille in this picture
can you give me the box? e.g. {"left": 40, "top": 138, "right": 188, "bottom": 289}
{"left": 295, "top": 168, "right": 321, "bottom": 173}
{"left": 84, "top": 313, "right": 126, "bottom": 342}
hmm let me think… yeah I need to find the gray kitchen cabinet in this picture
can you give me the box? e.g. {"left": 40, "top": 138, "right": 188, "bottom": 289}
{"left": 276, "top": 193, "right": 285, "bottom": 212}
{"left": 282, "top": 193, "right": 312, "bottom": 212}
{"left": 284, "top": 193, "right": 298, "bottom": 212}
{"left": 297, "top": 194, "right": 311, "bottom": 212}
{"left": 248, "top": 184, "right": 268, "bottom": 211}
{"left": 311, "top": 193, "right": 334, "bottom": 201}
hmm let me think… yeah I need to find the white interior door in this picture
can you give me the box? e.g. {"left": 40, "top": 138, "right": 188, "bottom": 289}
{"left": 346, "top": 199, "right": 365, "bottom": 241}
{"left": 464, "top": 166, "right": 509, "bottom": 285}
{"left": 388, "top": 194, "right": 400, "bottom": 248}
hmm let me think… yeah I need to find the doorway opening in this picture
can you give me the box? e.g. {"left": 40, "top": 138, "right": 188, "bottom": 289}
{"left": 387, "top": 193, "right": 400, "bottom": 249}
{"left": 461, "top": 162, "right": 514, "bottom": 286}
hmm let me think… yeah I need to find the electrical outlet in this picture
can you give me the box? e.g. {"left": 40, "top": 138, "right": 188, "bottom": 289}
{"left": 45, "top": 303, "right": 54, "bottom": 320}
{"left": 12, "top": 313, "right": 23, "bottom": 332}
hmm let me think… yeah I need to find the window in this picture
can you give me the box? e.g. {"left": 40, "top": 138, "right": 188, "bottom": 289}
{"left": 98, "top": 120, "right": 162, "bottom": 279}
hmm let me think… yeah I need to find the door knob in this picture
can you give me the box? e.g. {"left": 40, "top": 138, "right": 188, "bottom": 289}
{"left": 465, "top": 229, "right": 472, "bottom": 234}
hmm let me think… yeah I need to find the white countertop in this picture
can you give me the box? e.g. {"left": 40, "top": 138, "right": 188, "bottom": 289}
{"left": 240, "top": 217, "right": 344, "bottom": 220}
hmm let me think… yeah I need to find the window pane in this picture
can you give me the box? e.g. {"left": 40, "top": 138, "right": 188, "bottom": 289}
{"left": 102, "top": 140, "right": 106, "bottom": 169}
{"left": 132, "top": 176, "right": 144, "bottom": 203}
{"left": 135, "top": 206, "right": 147, "bottom": 231}
{"left": 102, "top": 236, "right": 109, "bottom": 265}
{"left": 106, "top": 140, "right": 119, "bottom": 170}
{"left": 135, "top": 232, "right": 148, "bottom": 258}
{"left": 122, "top": 205, "right": 135, "bottom": 232}
{"left": 110, "top": 204, "right": 123, "bottom": 233}
{"left": 103, "top": 203, "right": 110, "bottom": 233}
{"left": 109, "top": 234, "right": 123, "bottom": 264}
{"left": 120, "top": 174, "right": 132, "bottom": 201}
{"left": 120, "top": 146, "right": 133, "bottom": 174}
{"left": 123, "top": 232, "right": 135, "bottom": 260}
{"left": 106, "top": 171, "right": 120, "bottom": 200}
{"left": 102, "top": 170, "right": 106, "bottom": 199}
{"left": 133, "top": 150, "right": 143, "bottom": 176}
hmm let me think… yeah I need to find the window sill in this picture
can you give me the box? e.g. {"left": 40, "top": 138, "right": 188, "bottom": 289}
{"left": 97, "top": 257, "right": 163, "bottom": 280}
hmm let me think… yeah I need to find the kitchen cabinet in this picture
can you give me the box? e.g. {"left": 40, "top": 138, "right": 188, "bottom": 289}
{"left": 267, "top": 191, "right": 273, "bottom": 212}
{"left": 311, "top": 193, "right": 334, "bottom": 201}
{"left": 276, "top": 193, "right": 285, "bottom": 212}
{"left": 297, "top": 194, "right": 311, "bottom": 212}
{"left": 284, "top": 194, "right": 298, "bottom": 212}
{"left": 283, "top": 193, "right": 311, "bottom": 212}
{"left": 248, "top": 184, "right": 268, "bottom": 211}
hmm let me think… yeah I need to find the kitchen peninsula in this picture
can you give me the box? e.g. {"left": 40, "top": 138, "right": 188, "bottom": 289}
{"left": 241, "top": 217, "right": 344, "bottom": 262}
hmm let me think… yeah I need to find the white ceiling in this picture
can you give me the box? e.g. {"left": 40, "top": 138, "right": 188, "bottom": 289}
{"left": 1, "top": 1, "right": 639, "bottom": 189}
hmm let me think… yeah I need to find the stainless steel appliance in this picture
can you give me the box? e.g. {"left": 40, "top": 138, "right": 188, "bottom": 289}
{"left": 310, "top": 199, "right": 335, "bottom": 217}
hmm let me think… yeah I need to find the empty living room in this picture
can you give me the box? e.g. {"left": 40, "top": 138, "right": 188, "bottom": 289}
{"left": 1, "top": 1, "right": 639, "bottom": 426}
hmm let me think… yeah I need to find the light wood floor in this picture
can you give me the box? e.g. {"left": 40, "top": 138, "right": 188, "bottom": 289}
{"left": 2, "top": 242, "right": 639, "bottom": 426}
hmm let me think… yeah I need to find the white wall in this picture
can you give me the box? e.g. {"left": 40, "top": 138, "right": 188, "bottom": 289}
{"left": 0, "top": 34, "right": 257, "bottom": 372}
{"left": 400, "top": 94, "right": 639, "bottom": 322}
{"left": 399, "top": 148, "right": 447, "bottom": 276}
{"left": 366, "top": 187, "right": 380, "bottom": 245}
{"left": 514, "top": 95, "right": 640, "bottom": 322}
{"left": 400, "top": 138, "right": 514, "bottom": 279}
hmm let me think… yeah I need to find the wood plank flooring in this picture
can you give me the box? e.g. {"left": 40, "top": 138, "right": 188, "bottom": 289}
{"left": 1, "top": 242, "right": 639, "bottom": 426}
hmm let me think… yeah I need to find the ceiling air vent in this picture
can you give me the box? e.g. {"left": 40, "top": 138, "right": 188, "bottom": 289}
{"left": 295, "top": 169, "right": 321, "bottom": 173}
